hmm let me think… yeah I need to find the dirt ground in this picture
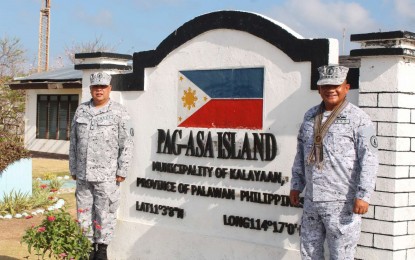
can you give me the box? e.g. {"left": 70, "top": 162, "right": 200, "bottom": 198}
{"left": 32, "top": 158, "right": 70, "bottom": 179}
{"left": 0, "top": 159, "right": 75, "bottom": 259}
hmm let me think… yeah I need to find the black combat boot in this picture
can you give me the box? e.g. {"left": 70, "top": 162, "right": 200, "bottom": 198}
{"left": 95, "top": 243, "right": 108, "bottom": 260}
{"left": 89, "top": 243, "right": 97, "bottom": 260}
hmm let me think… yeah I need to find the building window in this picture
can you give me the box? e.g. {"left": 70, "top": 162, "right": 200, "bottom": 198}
{"left": 36, "top": 95, "right": 79, "bottom": 140}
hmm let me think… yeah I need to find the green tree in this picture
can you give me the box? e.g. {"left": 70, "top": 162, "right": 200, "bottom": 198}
{"left": 0, "top": 36, "right": 29, "bottom": 173}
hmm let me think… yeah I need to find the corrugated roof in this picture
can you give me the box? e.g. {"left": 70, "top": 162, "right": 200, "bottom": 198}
{"left": 14, "top": 67, "right": 82, "bottom": 82}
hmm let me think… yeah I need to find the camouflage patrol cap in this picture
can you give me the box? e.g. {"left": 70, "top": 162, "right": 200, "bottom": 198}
{"left": 90, "top": 72, "right": 111, "bottom": 86}
{"left": 317, "top": 65, "right": 349, "bottom": 86}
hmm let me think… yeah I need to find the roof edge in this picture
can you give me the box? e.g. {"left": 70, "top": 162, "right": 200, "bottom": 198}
{"left": 114, "top": 10, "right": 331, "bottom": 91}
{"left": 74, "top": 52, "right": 132, "bottom": 60}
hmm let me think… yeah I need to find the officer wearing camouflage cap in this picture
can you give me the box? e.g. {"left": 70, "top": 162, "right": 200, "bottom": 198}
{"left": 290, "top": 65, "right": 378, "bottom": 259}
{"left": 69, "top": 71, "right": 134, "bottom": 260}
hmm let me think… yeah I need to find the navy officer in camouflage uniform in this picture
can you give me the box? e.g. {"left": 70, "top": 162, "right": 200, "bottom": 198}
{"left": 290, "top": 65, "right": 378, "bottom": 259}
{"left": 69, "top": 71, "right": 134, "bottom": 260}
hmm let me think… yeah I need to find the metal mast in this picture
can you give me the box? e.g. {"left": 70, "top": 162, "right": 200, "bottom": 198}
{"left": 37, "top": 0, "right": 51, "bottom": 72}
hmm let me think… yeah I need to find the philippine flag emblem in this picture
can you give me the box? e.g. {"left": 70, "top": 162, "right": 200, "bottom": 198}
{"left": 177, "top": 68, "right": 264, "bottom": 129}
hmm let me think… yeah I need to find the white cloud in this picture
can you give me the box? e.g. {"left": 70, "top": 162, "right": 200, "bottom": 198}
{"left": 394, "top": 0, "right": 415, "bottom": 20}
{"left": 266, "top": 0, "right": 378, "bottom": 38}
{"left": 132, "top": 0, "right": 185, "bottom": 10}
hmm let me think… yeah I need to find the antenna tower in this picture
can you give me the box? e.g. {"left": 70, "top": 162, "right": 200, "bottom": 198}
{"left": 37, "top": 0, "right": 51, "bottom": 72}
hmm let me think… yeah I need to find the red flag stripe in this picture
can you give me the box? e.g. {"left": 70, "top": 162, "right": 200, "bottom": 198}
{"left": 179, "top": 99, "right": 263, "bottom": 129}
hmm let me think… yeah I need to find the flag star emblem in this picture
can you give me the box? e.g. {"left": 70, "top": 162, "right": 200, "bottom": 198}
{"left": 177, "top": 68, "right": 264, "bottom": 129}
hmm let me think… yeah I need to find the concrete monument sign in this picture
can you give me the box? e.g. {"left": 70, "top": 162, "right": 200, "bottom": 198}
{"left": 75, "top": 10, "right": 362, "bottom": 259}
{"left": 110, "top": 11, "right": 342, "bottom": 259}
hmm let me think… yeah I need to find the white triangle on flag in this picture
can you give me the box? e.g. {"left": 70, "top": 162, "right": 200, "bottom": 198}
{"left": 177, "top": 72, "right": 211, "bottom": 125}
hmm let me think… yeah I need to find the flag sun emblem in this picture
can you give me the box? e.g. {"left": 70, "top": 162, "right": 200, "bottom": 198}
{"left": 177, "top": 68, "right": 264, "bottom": 129}
{"left": 181, "top": 87, "right": 198, "bottom": 110}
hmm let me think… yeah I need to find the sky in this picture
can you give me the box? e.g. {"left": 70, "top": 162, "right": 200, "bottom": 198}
{"left": 0, "top": 0, "right": 414, "bottom": 71}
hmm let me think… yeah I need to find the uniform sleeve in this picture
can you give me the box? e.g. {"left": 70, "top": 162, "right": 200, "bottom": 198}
{"left": 69, "top": 113, "right": 78, "bottom": 176}
{"left": 116, "top": 108, "right": 134, "bottom": 178}
{"left": 355, "top": 118, "right": 379, "bottom": 203}
{"left": 291, "top": 120, "right": 306, "bottom": 192}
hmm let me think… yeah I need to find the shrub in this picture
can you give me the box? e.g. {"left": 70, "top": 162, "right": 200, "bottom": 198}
{"left": 49, "top": 178, "right": 64, "bottom": 192}
{"left": 21, "top": 208, "right": 92, "bottom": 259}
{"left": 29, "top": 180, "right": 55, "bottom": 209}
{"left": 0, "top": 140, "right": 29, "bottom": 173}
{"left": 0, "top": 180, "right": 55, "bottom": 215}
{"left": 0, "top": 190, "right": 31, "bottom": 215}
{"left": 0, "top": 83, "right": 29, "bottom": 174}
{"left": 42, "top": 172, "right": 55, "bottom": 181}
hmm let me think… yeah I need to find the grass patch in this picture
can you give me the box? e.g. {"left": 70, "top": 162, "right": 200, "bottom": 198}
{"left": 32, "top": 158, "right": 70, "bottom": 179}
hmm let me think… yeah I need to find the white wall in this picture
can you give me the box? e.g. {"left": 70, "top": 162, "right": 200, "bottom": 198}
{"left": 355, "top": 55, "right": 415, "bottom": 260}
{"left": 110, "top": 29, "right": 336, "bottom": 259}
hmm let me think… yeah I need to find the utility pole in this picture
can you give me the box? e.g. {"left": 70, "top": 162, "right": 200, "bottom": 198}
{"left": 38, "top": 0, "right": 51, "bottom": 72}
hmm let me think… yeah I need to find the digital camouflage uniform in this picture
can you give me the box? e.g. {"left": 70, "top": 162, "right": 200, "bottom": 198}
{"left": 69, "top": 99, "right": 133, "bottom": 245}
{"left": 291, "top": 102, "right": 378, "bottom": 259}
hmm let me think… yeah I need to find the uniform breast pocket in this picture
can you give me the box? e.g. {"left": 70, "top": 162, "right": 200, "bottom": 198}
{"left": 97, "top": 120, "right": 118, "bottom": 139}
{"left": 76, "top": 117, "right": 89, "bottom": 137}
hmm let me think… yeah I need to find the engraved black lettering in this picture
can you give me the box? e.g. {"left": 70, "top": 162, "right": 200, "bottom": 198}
{"left": 185, "top": 131, "right": 196, "bottom": 156}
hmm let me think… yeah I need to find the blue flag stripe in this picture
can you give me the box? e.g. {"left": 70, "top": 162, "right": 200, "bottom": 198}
{"left": 181, "top": 68, "right": 264, "bottom": 98}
